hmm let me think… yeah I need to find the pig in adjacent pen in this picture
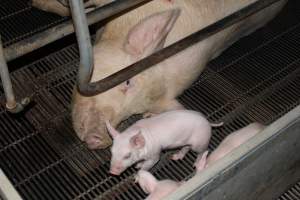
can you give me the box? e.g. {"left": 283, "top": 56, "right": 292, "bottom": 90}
{"left": 71, "top": 0, "right": 287, "bottom": 149}
{"left": 135, "top": 170, "right": 183, "bottom": 200}
{"left": 106, "top": 110, "right": 221, "bottom": 175}
{"left": 31, "top": 0, "right": 114, "bottom": 16}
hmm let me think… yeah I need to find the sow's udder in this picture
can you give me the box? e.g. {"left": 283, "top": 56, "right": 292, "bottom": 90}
{"left": 72, "top": 108, "right": 112, "bottom": 149}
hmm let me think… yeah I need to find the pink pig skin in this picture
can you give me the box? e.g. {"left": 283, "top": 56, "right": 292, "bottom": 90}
{"left": 72, "top": 0, "right": 287, "bottom": 150}
{"left": 135, "top": 170, "right": 182, "bottom": 200}
{"left": 195, "top": 123, "right": 265, "bottom": 172}
{"left": 106, "top": 110, "right": 219, "bottom": 175}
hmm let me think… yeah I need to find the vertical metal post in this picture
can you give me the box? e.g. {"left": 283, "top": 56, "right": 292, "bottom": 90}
{"left": 69, "top": 0, "right": 94, "bottom": 91}
{"left": 0, "top": 36, "right": 30, "bottom": 113}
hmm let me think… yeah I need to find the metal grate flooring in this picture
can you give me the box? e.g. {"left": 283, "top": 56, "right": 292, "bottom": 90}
{"left": 278, "top": 182, "right": 300, "bottom": 200}
{"left": 0, "top": 0, "right": 67, "bottom": 48}
{"left": 0, "top": 0, "right": 300, "bottom": 199}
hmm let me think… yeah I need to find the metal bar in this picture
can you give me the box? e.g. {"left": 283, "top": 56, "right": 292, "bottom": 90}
{"left": 3, "top": 0, "right": 151, "bottom": 62}
{"left": 69, "top": 0, "right": 94, "bottom": 88}
{"left": 0, "top": 169, "right": 23, "bottom": 200}
{"left": 57, "top": 0, "right": 69, "bottom": 7}
{"left": 72, "top": 0, "right": 282, "bottom": 96}
{"left": 165, "top": 105, "right": 300, "bottom": 200}
{"left": 58, "top": 0, "right": 91, "bottom": 7}
{"left": 0, "top": 36, "right": 30, "bottom": 113}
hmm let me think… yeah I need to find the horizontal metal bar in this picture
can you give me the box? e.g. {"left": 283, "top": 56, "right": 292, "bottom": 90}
{"left": 3, "top": 0, "right": 151, "bottom": 61}
{"left": 57, "top": 0, "right": 69, "bottom": 7}
{"left": 76, "top": 0, "right": 282, "bottom": 96}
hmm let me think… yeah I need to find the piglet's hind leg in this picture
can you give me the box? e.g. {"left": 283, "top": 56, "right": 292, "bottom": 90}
{"left": 170, "top": 146, "right": 190, "bottom": 160}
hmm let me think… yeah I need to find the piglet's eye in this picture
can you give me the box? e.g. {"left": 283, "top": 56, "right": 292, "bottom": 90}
{"left": 126, "top": 80, "right": 130, "bottom": 86}
{"left": 124, "top": 153, "right": 131, "bottom": 159}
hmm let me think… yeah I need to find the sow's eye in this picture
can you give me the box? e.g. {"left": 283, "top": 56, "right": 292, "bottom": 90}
{"left": 120, "top": 79, "right": 133, "bottom": 94}
{"left": 124, "top": 153, "right": 131, "bottom": 159}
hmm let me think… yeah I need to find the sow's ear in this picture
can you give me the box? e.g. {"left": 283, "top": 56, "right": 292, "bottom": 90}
{"left": 130, "top": 130, "right": 145, "bottom": 149}
{"left": 124, "top": 9, "right": 181, "bottom": 57}
{"left": 105, "top": 120, "right": 120, "bottom": 138}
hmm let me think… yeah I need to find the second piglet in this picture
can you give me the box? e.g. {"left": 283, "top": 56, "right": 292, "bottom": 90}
{"left": 135, "top": 170, "right": 182, "bottom": 200}
{"left": 106, "top": 110, "right": 221, "bottom": 175}
{"left": 195, "top": 122, "right": 265, "bottom": 172}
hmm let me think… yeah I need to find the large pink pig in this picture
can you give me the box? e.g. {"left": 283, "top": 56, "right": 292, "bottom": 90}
{"left": 72, "top": 0, "right": 287, "bottom": 149}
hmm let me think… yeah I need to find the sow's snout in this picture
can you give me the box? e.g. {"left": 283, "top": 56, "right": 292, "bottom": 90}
{"left": 72, "top": 103, "right": 113, "bottom": 149}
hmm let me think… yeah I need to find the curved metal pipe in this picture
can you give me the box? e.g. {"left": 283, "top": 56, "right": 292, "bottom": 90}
{"left": 71, "top": 0, "right": 282, "bottom": 97}
{"left": 0, "top": 36, "right": 30, "bottom": 113}
{"left": 70, "top": 0, "right": 94, "bottom": 91}
{"left": 69, "top": 0, "right": 153, "bottom": 95}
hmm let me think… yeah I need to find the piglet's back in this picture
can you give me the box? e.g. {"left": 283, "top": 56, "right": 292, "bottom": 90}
{"left": 136, "top": 110, "right": 210, "bottom": 133}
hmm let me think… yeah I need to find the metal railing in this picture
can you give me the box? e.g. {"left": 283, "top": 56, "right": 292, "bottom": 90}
{"left": 0, "top": 0, "right": 282, "bottom": 112}
{"left": 69, "top": 0, "right": 282, "bottom": 96}
{"left": 4, "top": 0, "right": 151, "bottom": 62}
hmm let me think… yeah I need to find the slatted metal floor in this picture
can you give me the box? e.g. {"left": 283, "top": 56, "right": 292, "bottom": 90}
{"left": 0, "top": 0, "right": 67, "bottom": 48}
{"left": 0, "top": 0, "right": 300, "bottom": 199}
{"left": 278, "top": 182, "right": 300, "bottom": 200}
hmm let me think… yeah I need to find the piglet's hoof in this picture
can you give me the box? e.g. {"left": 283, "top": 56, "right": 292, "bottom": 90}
{"left": 170, "top": 153, "right": 185, "bottom": 161}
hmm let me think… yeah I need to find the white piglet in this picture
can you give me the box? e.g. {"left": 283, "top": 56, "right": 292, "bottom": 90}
{"left": 106, "top": 110, "right": 220, "bottom": 175}
{"left": 135, "top": 170, "right": 182, "bottom": 200}
{"left": 195, "top": 122, "right": 265, "bottom": 171}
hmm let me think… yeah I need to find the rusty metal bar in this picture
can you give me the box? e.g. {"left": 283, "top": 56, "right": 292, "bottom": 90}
{"left": 72, "top": 0, "right": 282, "bottom": 96}
{"left": 0, "top": 36, "right": 30, "bottom": 113}
{"left": 3, "top": 0, "right": 151, "bottom": 62}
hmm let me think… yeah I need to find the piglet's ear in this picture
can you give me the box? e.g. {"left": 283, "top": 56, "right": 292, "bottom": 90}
{"left": 105, "top": 120, "right": 120, "bottom": 139}
{"left": 130, "top": 131, "right": 145, "bottom": 149}
{"left": 124, "top": 9, "right": 181, "bottom": 57}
